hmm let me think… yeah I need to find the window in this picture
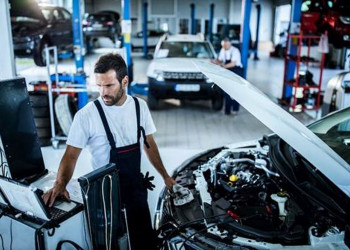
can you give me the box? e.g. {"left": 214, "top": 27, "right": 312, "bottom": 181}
{"left": 61, "top": 9, "right": 71, "bottom": 21}
{"left": 309, "top": 108, "right": 350, "bottom": 164}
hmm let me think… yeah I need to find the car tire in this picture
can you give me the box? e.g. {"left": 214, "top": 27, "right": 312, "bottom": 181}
{"left": 30, "top": 93, "right": 49, "bottom": 108}
{"left": 29, "top": 92, "right": 52, "bottom": 146}
{"left": 34, "top": 117, "right": 51, "bottom": 128}
{"left": 54, "top": 94, "right": 77, "bottom": 136}
{"left": 212, "top": 97, "right": 223, "bottom": 111}
{"left": 147, "top": 91, "right": 158, "bottom": 110}
{"left": 33, "top": 39, "right": 52, "bottom": 67}
{"left": 32, "top": 106, "right": 50, "bottom": 117}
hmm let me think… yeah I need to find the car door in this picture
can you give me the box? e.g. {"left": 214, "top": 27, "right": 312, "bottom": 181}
{"left": 58, "top": 8, "right": 73, "bottom": 49}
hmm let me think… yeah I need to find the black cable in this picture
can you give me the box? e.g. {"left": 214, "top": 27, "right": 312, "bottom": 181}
{"left": 0, "top": 234, "right": 4, "bottom": 250}
{"left": 10, "top": 219, "right": 12, "bottom": 250}
{"left": 159, "top": 213, "right": 229, "bottom": 250}
{"left": 178, "top": 222, "right": 222, "bottom": 250}
{"left": 82, "top": 211, "right": 89, "bottom": 250}
{"left": 178, "top": 213, "right": 263, "bottom": 250}
{"left": 47, "top": 228, "right": 55, "bottom": 237}
{"left": 0, "top": 146, "right": 9, "bottom": 178}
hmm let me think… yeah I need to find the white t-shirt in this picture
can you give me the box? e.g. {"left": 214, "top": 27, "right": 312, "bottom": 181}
{"left": 67, "top": 95, "right": 156, "bottom": 169}
{"left": 218, "top": 46, "right": 242, "bottom": 67}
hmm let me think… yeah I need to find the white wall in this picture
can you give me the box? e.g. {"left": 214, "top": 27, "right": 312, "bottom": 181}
{"left": 250, "top": 0, "right": 274, "bottom": 42}
{"left": 228, "top": 0, "right": 242, "bottom": 24}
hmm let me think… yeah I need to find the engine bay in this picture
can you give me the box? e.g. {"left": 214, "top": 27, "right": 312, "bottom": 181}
{"left": 157, "top": 143, "right": 347, "bottom": 249}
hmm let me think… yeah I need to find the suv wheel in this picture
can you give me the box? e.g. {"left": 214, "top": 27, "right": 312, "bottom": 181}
{"left": 212, "top": 97, "right": 223, "bottom": 111}
{"left": 34, "top": 39, "right": 53, "bottom": 67}
{"left": 148, "top": 91, "right": 158, "bottom": 110}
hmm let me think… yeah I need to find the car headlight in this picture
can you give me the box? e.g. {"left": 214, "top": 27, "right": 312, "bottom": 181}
{"left": 340, "top": 16, "right": 350, "bottom": 25}
{"left": 154, "top": 70, "right": 164, "bottom": 81}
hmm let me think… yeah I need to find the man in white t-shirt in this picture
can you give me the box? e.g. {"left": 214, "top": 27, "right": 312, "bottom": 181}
{"left": 43, "top": 53, "right": 176, "bottom": 249}
{"left": 213, "top": 38, "right": 243, "bottom": 115}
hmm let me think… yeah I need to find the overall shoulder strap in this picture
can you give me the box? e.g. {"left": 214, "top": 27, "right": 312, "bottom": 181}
{"left": 132, "top": 97, "right": 150, "bottom": 148}
{"left": 94, "top": 100, "right": 116, "bottom": 149}
{"left": 132, "top": 96, "right": 141, "bottom": 141}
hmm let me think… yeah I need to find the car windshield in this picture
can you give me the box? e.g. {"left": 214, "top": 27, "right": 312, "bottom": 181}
{"left": 159, "top": 41, "right": 215, "bottom": 59}
{"left": 308, "top": 108, "right": 350, "bottom": 164}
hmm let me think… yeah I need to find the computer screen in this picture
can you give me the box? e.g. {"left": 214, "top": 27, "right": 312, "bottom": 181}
{"left": 0, "top": 78, "right": 46, "bottom": 181}
{"left": 0, "top": 177, "right": 48, "bottom": 220}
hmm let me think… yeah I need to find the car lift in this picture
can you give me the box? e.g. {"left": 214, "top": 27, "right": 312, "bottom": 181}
{"left": 49, "top": 0, "right": 88, "bottom": 110}
{"left": 241, "top": 0, "right": 252, "bottom": 79}
{"left": 283, "top": 0, "right": 302, "bottom": 99}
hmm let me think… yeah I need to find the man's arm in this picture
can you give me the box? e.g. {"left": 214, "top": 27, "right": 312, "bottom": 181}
{"left": 42, "top": 145, "right": 82, "bottom": 206}
{"left": 143, "top": 134, "right": 176, "bottom": 189}
{"left": 223, "top": 61, "right": 236, "bottom": 69}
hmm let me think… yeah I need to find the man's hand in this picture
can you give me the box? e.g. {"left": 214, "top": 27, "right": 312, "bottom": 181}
{"left": 210, "top": 59, "right": 220, "bottom": 65}
{"left": 42, "top": 183, "right": 70, "bottom": 207}
{"left": 164, "top": 176, "right": 176, "bottom": 189}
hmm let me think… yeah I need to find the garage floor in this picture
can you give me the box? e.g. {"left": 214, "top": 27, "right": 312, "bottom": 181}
{"left": 15, "top": 41, "right": 346, "bottom": 219}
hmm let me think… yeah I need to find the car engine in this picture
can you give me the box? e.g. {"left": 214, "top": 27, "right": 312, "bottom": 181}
{"left": 156, "top": 144, "right": 348, "bottom": 249}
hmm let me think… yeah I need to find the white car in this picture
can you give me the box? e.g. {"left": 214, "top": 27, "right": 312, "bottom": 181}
{"left": 154, "top": 60, "right": 350, "bottom": 249}
{"left": 146, "top": 34, "right": 224, "bottom": 110}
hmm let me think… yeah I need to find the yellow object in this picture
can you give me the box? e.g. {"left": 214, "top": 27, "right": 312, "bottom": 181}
{"left": 227, "top": 182, "right": 233, "bottom": 187}
{"left": 229, "top": 175, "right": 239, "bottom": 182}
{"left": 277, "top": 191, "right": 288, "bottom": 197}
{"left": 124, "top": 33, "right": 131, "bottom": 43}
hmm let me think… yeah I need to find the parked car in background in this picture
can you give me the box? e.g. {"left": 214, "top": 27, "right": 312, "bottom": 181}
{"left": 82, "top": 11, "right": 121, "bottom": 43}
{"left": 154, "top": 60, "right": 350, "bottom": 249}
{"left": 10, "top": 0, "right": 73, "bottom": 66}
{"left": 211, "top": 24, "right": 241, "bottom": 53}
{"left": 131, "top": 29, "right": 167, "bottom": 50}
{"left": 147, "top": 34, "right": 223, "bottom": 110}
{"left": 301, "top": 0, "right": 350, "bottom": 48}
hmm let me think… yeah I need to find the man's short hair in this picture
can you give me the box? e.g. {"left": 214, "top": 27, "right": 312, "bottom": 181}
{"left": 94, "top": 53, "right": 127, "bottom": 83}
{"left": 222, "top": 37, "right": 230, "bottom": 43}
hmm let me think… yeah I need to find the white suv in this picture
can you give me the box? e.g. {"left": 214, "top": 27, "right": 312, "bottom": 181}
{"left": 146, "top": 34, "right": 223, "bottom": 110}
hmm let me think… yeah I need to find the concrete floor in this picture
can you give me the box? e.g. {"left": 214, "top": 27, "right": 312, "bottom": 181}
{"left": 15, "top": 40, "right": 347, "bottom": 220}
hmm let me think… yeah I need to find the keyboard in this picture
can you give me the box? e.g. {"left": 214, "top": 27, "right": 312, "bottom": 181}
{"left": 48, "top": 206, "right": 67, "bottom": 220}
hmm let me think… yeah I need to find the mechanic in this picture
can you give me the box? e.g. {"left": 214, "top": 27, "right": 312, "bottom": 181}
{"left": 212, "top": 37, "right": 243, "bottom": 115}
{"left": 43, "top": 53, "right": 176, "bottom": 249}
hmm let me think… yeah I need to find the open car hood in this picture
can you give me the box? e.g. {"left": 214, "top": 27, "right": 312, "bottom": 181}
{"left": 193, "top": 60, "right": 350, "bottom": 197}
{"left": 10, "top": 0, "right": 46, "bottom": 22}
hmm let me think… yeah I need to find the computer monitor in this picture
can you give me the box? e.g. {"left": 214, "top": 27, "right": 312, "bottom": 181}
{"left": 0, "top": 78, "right": 47, "bottom": 182}
{"left": 78, "top": 163, "right": 127, "bottom": 249}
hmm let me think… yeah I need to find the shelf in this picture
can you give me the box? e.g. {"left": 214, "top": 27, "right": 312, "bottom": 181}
{"left": 282, "top": 32, "right": 325, "bottom": 112}
{"left": 285, "top": 81, "right": 320, "bottom": 89}
{"left": 285, "top": 55, "right": 319, "bottom": 63}
{"left": 288, "top": 34, "right": 321, "bottom": 39}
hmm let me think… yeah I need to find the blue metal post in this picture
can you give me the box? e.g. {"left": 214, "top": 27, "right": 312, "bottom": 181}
{"left": 72, "top": 0, "right": 84, "bottom": 72}
{"left": 241, "top": 0, "right": 252, "bottom": 79}
{"left": 253, "top": 4, "right": 261, "bottom": 61}
{"left": 191, "top": 3, "right": 196, "bottom": 35}
{"left": 122, "top": 0, "right": 133, "bottom": 83}
{"left": 285, "top": 0, "right": 302, "bottom": 98}
{"left": 72, "top": 0, "right": 87, "bottom": 109}
{"left": 143, "top": 1, "right": 148, "bottom": 58}
{"left": 208, "top": 3, "right": 214, "bottom": 42}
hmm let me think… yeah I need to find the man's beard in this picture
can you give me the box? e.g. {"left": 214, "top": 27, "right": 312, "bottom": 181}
{"left": 102, "top": 88, "right": 125, "bottom": 106}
